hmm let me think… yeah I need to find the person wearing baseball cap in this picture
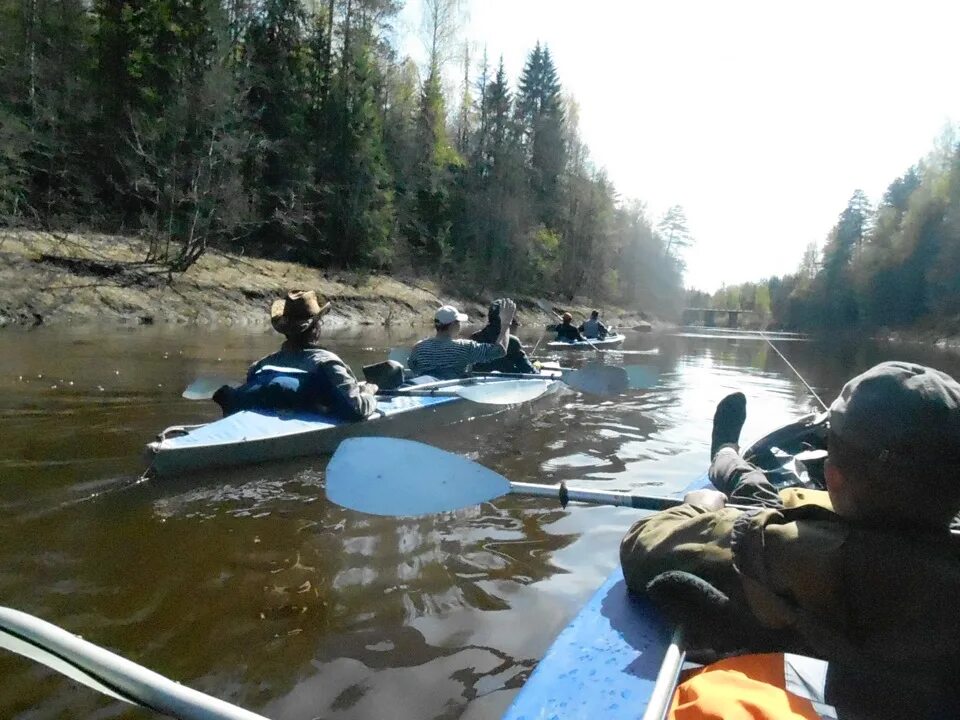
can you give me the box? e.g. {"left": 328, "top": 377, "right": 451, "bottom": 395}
{"left": 620, "top": 361, "right": 960, "bottom": 719}
{"left": 407, "top": 299, "right": 516, "bottom": 379}
{"left": 213, "top": 291, "right": 377, "bottom": 420}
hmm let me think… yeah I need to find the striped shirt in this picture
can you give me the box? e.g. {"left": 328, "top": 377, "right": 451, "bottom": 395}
{"left": 407, "top": 336, "right": 506, "bottom": 379}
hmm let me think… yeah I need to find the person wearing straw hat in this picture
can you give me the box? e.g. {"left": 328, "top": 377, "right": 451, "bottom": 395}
{"left": 213, "top": 291, "right": 377, "bottom": 420}
{"left": 407, "top": 299, "right": 516, "bottom": 379}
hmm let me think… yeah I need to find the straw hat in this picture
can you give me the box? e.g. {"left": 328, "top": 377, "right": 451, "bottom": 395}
{"left": 270, "top": 291, "right": 332, "bottom": 335}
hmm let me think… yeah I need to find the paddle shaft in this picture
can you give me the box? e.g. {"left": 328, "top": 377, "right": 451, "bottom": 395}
{"left": 378, "top": 388, "right": 467, "bottom": 398}
{"left": 0, "top": 607, "right": 268, "bottom": 720}
{"left": 641, "top": 627, "right": 686, "bottom": 720}
{"left": 468, "top": 370, "right": 569, "bottom": 381}
{"left": 508, "top": 481, "right": 755, "bottom": 512}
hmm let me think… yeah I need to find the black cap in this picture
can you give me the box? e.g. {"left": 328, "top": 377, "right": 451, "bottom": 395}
{"left": 829, "top": 361, "right": 960, "bottom": 464}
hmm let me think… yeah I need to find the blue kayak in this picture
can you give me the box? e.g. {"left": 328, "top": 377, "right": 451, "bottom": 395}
{"left": 146, "top": 375, "right": 560, "bottom": 477}
{"left": 503, "top": 415, "right": 828, "bottom": 720}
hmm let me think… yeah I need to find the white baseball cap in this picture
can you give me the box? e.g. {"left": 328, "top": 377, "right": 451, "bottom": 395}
{"left": 435, "top": 305, "right": 468, "bottom": 324}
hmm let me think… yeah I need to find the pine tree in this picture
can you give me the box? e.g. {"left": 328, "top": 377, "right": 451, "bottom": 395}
{"left": 657, "top": 205, "right": 693, "bottom": 257}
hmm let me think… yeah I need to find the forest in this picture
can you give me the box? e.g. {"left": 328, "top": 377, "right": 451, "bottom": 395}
{"left": 0, "top": 0, "right": 686, "bottom": 313}
{"left": 689, "top": 130, "right": 960, "bottom": 334}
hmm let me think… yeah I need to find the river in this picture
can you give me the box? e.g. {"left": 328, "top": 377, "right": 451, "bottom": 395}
{"left": 1, "top": 323, "right": 958, "bottom": 719}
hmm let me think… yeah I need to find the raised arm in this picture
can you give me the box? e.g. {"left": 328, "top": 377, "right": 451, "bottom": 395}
{"left": 495, "top": 299, "right": 516, "bottom": 354}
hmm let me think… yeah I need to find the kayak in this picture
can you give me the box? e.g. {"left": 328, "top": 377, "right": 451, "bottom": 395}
{"left": 502, "top": 414, "right": 828, "bottom": 720}
{"left": 146, "top": 374, "right": 561, "bottom": 477}
{"left": 546, "top": 333, "right": 626, "bottom": 350}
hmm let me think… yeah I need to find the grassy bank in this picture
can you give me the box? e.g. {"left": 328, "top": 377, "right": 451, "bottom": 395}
{"left": 0, "top": 230, "right": 656, "bottom": 330}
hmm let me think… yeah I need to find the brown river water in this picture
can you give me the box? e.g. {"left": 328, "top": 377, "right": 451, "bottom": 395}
{"left": 2, "top": 323, "right": 959, "bottom": 719}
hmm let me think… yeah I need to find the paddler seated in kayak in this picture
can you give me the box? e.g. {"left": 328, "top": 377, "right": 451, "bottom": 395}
{"left": 578, "top": 310, "right": 609, "bottom": 339}
{"left": 213, "top": 291, "right": 377, "bottom": 420}
{"left": 408, "top": 299, "right": 516, "bottom": 379}
{"left": 620, "top": 361, "right": 960, "bottom": 720}
{"left": 470, "top": 300, "right": 537, "bottom": 375}
{"left": 547, "top": 312, "right": 586, "bottom": 342}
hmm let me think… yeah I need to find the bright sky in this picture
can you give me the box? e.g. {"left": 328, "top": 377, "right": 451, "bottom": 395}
{"left": 397, "top": 0, "right": 960, "bottom": 292}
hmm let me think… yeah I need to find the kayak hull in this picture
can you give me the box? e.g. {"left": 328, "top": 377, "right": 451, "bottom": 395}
{"left": 546, "top": 333, "right": 626, "bottom": 350}
{"left": 146, "top": 376, "right": 559, "bottom": 477}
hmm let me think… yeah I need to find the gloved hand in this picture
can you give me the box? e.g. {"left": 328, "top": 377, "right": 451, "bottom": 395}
{"left": 646, "top": 571, "right": 783, "bottom": 656}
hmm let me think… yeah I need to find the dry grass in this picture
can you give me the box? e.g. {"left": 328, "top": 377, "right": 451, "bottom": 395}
{"left": 0, "top": 230, "right": 647, "bottom": 328}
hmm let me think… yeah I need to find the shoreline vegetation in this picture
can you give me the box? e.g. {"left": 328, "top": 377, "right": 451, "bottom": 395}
{"left": 0, "top": 230, "right": 656, "bottom": 330}
{"left": 1, "top": 2, "right": 686, "bottom": 327}
{"left": 685, "top": 127, "right": 960, "bottom": 353}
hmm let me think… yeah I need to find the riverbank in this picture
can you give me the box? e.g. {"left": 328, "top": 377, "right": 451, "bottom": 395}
{"left": 0, "top": 230, "right": 657, "bottom": 330}
{"left": 884, "top": 323, "right": 960, "bottom": 354}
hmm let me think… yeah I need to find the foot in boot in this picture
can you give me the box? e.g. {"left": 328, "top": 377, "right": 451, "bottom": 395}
{"left": 711, "top": 392, "right": 746, "bottom": 458}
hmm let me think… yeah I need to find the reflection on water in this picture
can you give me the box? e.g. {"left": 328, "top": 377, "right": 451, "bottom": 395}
{"left": 2, "top": 324, "right": 960, "bottom": 719}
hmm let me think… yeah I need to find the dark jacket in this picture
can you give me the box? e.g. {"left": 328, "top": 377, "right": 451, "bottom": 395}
{"left": 548, "top": 321, "right": 586, "bottom": 342}
{"left": 217, "top": 342, "right": 376, "bottom": 421}
{"left": 620, "top": 451, "right": 960, "bottom": 719}
{"left": 470, "top": 323, "right": 536, "bottom": 374}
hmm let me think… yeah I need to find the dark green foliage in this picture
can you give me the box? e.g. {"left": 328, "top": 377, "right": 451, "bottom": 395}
{"left": 515, "top": 42, "right": 565, "bottom": 224}
{"left": 322, "top": 41, "right": 394, "bottom": 267}
{"left": 0, "top": 1, "right": 683, "bottom": 314}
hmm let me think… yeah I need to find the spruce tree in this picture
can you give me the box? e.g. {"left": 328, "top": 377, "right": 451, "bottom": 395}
{"left": 323, "top": 39, "right": 394, "bottom": 267}
{"left": 515, "top": 42, "right": 565, "bottom": 224}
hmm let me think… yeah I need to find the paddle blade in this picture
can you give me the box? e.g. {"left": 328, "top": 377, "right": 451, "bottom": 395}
{"left": 625, "top": 364, "right": 660, "bottom": 390}
{"left": 562, "top": 363, "right": 629, "bottom": 395}
{"left": 456, "top": 379, "right": 550, "bottom": 405}
{"left": 387, "top": 347, "right": 410, "bottom": 366}
{"left": 182, "top": 376, "right": 237, "bottom": 400}
{"left": 327, "top": 438, "right": 511, "bottom": 516}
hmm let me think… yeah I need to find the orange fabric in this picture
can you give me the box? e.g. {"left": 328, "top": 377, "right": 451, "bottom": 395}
{"left": 669, "top": 654, "right": 822, "bottom": 720}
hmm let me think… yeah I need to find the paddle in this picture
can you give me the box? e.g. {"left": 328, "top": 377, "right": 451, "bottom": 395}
{"left": 382, "top": 378, "right": 552, "bottom": 405}
{"left": 470, "top": 361, "right": 657, "bottom": 396}
{"left": 326, "top": 437, "right": 744, "bottom": 517}
{"left": 387, "top": 347, "right": 410, "bottom": 366}
{"left": 0, "top": 607, "right": 267, "bottom": 720}
{"left": 641, "top": 627, "right": 686, "bottom": 720}
{"left": 182, "top": 376, "right": 237, "bottom": 400}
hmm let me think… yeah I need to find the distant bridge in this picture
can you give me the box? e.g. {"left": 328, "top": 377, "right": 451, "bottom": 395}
{"left": 682, "top": 307, "right": 755, "bottom": 328}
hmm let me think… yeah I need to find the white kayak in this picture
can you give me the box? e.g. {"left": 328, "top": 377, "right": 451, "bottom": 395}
{"left": 145, "top": 374, "right": 560, "bottom": 477}
{"left": 546, "top": 333, "right": 626, "bottom": 350}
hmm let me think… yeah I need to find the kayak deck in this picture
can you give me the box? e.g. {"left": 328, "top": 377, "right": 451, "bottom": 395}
{"left": 502, "top": 473, "right": 709, "bottom": 720}
{"left": 502, "top": 569, "right": 674, "bottom": 720}
{"left": 546, "top": 333, "right": 626, "bottom": 350}
{"left": 146, "top": 375, "right": 559, "bottom": 477}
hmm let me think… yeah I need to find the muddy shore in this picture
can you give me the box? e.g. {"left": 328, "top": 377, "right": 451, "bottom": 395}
{"left": 0, "top": 230, "right": 658, "bottom": 330}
